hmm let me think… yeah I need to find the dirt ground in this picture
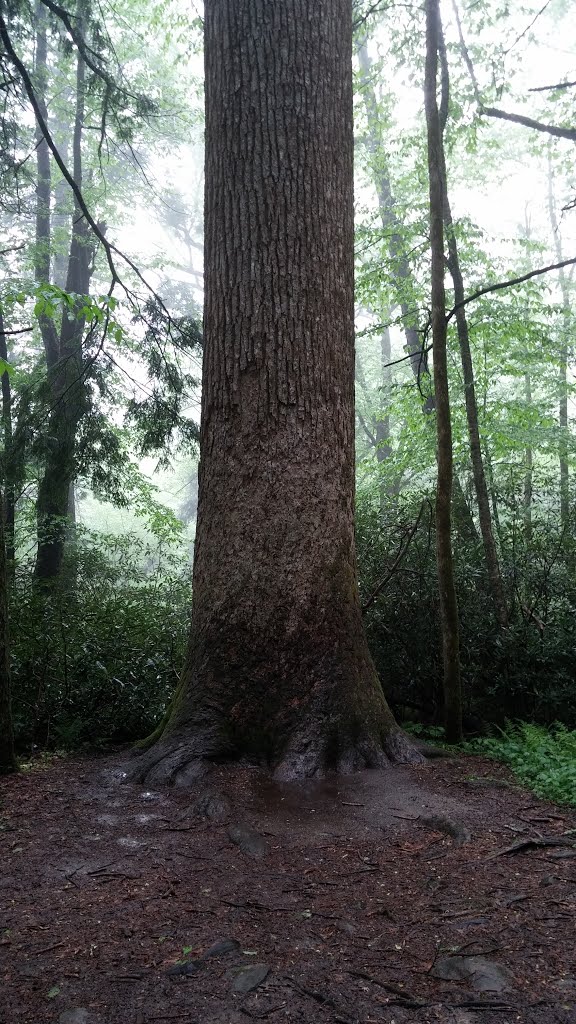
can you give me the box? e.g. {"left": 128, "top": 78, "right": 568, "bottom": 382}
{"left": 1, "top": 750, "right": 575, "bottom": 1024}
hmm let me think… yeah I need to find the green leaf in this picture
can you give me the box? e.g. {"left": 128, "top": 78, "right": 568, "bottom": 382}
{"left": 47, "top": 985, "right": 60, "bottom": 999}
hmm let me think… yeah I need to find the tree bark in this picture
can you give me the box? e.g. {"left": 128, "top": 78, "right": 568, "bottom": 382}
{"left": 425, "top": 0, "right": 462, "bottom": 743}
{"left": 131, "top": 0, "right": 421, "bottom": 784}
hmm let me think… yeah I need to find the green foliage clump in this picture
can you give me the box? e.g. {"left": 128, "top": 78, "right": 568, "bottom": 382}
{"left": 11, "top": 530, "right": 190, "bottom": 751}
{"left": 468, "top": 723, "right": 576, "bottom": 806}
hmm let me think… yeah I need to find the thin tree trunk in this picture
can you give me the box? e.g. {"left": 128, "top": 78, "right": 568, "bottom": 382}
{"left": 524, "top": 371, "right": 533, "bottom": 545}
{"left": 547, "top": 151, "right": 571, "bottom": 539}
{"left": 35, "top": 1, "right": 91, "bottom": 582}
{"left": 0, "top": 310, "right": 15, "bottom": 574}
{"left": 33, "top": 1, "right": 59, "bottom": 364}
{"left": 0, "top": 486, "right": 16, "bottom": 774}
{"left": 358, "top": 40, "right": 478, "bottom": 541}
{"left": 357, "top": 42, "right": 429, "bottom": 390}
{"left": 375, "top": 325, "right": 393, "bottom": 465}
{"left": 52, "top": 132, "right": 72, "bottom": 289}
{"left": 437, "top": 25, "right": 508, "bottom": 629}
{"left": 131, "top": 0, "right": 421, "bottom": 784}
{"left": 425, "top": 0, "right": 462, "bottom": 743}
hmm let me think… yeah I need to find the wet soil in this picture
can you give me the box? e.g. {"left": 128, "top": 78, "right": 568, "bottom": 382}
{"left": 1, "top": 751, "right": 575, "bottom": 1024}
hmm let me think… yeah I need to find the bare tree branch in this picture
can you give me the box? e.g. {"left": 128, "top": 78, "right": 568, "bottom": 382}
{"left": 482, "top": 106, "right": 576, "bottom": 142}
{"left": 353, "top": 0, "right": 391, "bottom": 31}
{"left": 448, "top": 256, "right": 576, "bottom": 320}
{"left": 503, "top": 0, "right": 553, "bottom": 57}
{"left": 529, "top": 79, "right": 576, "bottom": 93}
{"left": 451, "top": 0, "right": 481, "bottom": 105}
{"left": 382, "top": 345, "right": 432, "bottom": 371}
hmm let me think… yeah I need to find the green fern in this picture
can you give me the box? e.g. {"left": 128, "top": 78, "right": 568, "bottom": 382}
{"left": 469, "top": 723, "right": 576, "bottom": 806}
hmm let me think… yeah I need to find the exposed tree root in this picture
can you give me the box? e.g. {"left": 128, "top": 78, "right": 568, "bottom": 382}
{"left": 127, "top": 723, "right": 424, "bottom": 786}
{"left": 127, "top": 737, "right": 217, "bottom": 787}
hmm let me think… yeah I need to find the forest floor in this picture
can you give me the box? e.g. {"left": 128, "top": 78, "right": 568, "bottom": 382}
{"left": 1, "top": 750, "right": 575, "bottom": 1024}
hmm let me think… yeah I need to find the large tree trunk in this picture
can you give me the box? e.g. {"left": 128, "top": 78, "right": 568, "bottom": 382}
{"left": 131, "top": 0, "right": 420, "bottom": 784}
{"left": 425, "top": 0, "right": 462, "bottom": 744}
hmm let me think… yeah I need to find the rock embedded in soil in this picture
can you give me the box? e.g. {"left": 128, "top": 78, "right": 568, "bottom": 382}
{"left": 552, "top": 977, "right": 576, "bottom": 994}
{"left": 194, "top": 790, "right": 232, "bottom": 823}
{"left": 227, "top": 822, "right": 267, "bottom": 859}
{"left": 465, "top": 777, "right": 516, "bottom": 790}
{"left": 432, "top": 955, "right": 515, "bottom": 992}
{"left": 59, "top": 1011, "right": 90, "bottom": 1024}
{"left": 230, "top": 963, "right": 270, "bottom": 994}
{"left": 420, "top": 814, "right": 471, "bottom": 844}
{"left": 203, "top": 938, "right": 241, "bottom": 958}
{"left": 167, "top": 960, "right": 202, "bottom": 977}
{"left": 167, "top": 938, "right": 241, "bottom": 977}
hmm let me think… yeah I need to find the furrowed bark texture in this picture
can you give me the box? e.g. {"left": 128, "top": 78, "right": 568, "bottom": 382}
{"left": 132, "top": 0, "right": 420, "bottom": 784}
{"left": 425, "top": 0, "right": 462, "bottom": 744}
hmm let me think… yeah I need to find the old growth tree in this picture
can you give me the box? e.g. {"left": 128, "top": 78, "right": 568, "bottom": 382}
{"left": 132, "top": 0, "right": 421, "bottom": 783}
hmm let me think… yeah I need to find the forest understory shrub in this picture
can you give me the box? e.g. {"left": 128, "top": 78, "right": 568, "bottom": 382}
{"left": 10, "top": 493, "right": 576, "bottom": 756}
{"left": 11, "top": 530, "right": 191, "bottom": 752}
{"left": 356, "top": 495, "right": 576, "bottom": 731}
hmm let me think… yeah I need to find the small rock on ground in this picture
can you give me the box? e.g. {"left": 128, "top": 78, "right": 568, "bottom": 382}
{"left": 203, "top": 938, "right": 240, "bottom": 958}
{"left": 194, "top": 791, "right": 232, "bottom": 823}
{"left": 231, "top": 964, "right": 270, "bottom": 994}
{"left": 227, "top": 822, "right": 267, "bottom": 859}
{"left": 59, "top": 1011, "right": 90, "bottom": 1024}
{"left": 432, "top": 955, "right": 515, "bottom": 992}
